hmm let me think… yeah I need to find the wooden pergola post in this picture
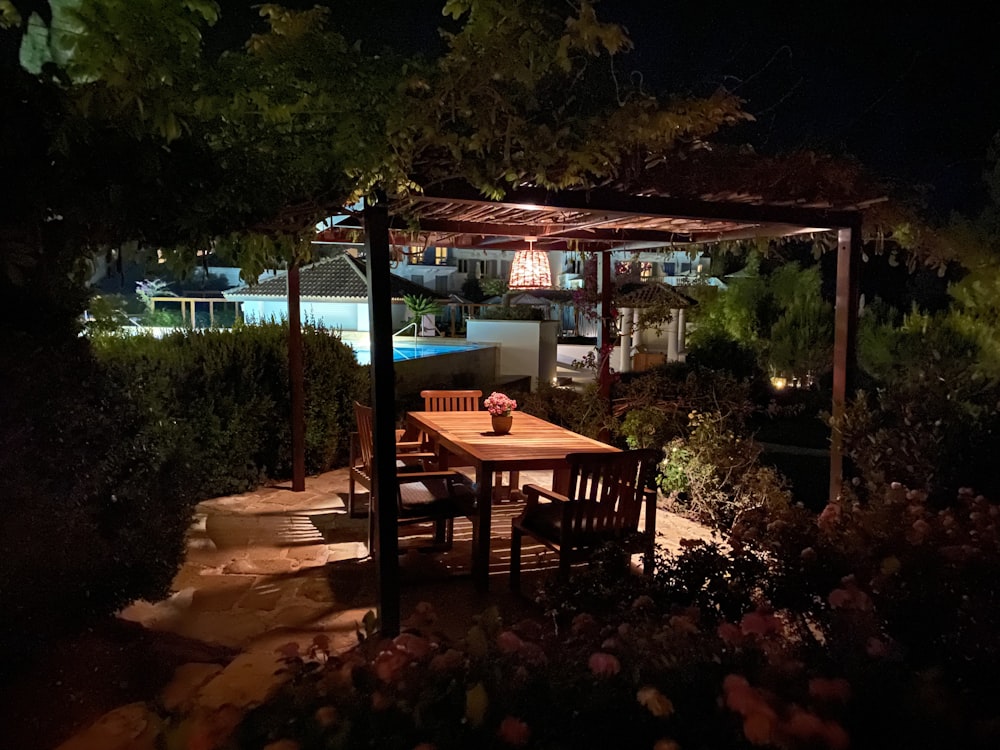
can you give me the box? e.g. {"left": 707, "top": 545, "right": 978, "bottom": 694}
{"left": 829, "top": 222, "right": 862, "bottom": 504}
{"left": 364, "top": 192, "right": 401, "bottom": 637}
{"left": 287, "top": 263, "right": 306, "bottom": 492}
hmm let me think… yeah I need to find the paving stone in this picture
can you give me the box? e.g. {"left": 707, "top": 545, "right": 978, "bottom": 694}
{"left": 54, "top": 702, "right": 161, "bottom": 750}
{"left": 172, "top": 611, "right": 269, "bottom": 649}
{"left": 285, "top": 544, "right": 329, "bottom": 562}
{"left": 269, "top": 603, "right": 334, "bottom": 628}
{"left": 327, "top": 541, "right": 367, "bottom": 563}
{"left": 160, "top": 663, "right": 224, "bottom": 713}
{"left": 119, "top": 588, "right": 196, "bottom": 630}
{"left": 171, "top": 564, "right": 212, "bottom": 591}
{"left": 223, "top": 557, "right": 300, "bottom": 576}
{"left": 194, "top": 652, "right": 290, "bottom": 711}
{"left": 191, "top": 577, "right": 255, "bottom": 612}
{"left": 183, "top": 547, "right": 246, "bottom": 569}
{"left": 296, "top": 577, "right": 334, "bottom": 604}
{"left": 236, "top": 580, "right": 289, "bottom": 612}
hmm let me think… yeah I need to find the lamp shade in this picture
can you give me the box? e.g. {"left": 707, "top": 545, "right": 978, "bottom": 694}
{"left": 508, "top": 249, "right": 551, "bottom": 289}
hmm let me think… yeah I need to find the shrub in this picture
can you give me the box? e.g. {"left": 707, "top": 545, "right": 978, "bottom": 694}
{"left": 476, "top": 304, "right": 545, "bottom": 320}
{"left": 731, "top": 482, "right": 1000, "bottom": 747}
{"left": 685, "top": 331, "right": 763, "bottom": 382}
{"left": 519, "top": 382, "right": 613, "bottom": 440}
{"left": 658, "top": 410, "right": 792, "bottom": 532}
{"left": 0, "top": 334, "right": 200, "bottom": 656}
{"left": 613, "top": 363, "right": 754, "bottom": 450}
{"left": 92, "top": 322, "right": 368, "bottom": 498}
{"left": 847, "top": 310, "right": 1000, "bottom": 500}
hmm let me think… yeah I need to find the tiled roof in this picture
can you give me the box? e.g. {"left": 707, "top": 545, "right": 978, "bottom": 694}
{"left": 223, "top": 253, "right": 446, "bottom": 301}
{"left": 615, "top": 281, "right": 697, "bottom": 308}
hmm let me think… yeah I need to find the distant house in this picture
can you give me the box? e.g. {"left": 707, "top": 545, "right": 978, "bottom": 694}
{"left": 223, "top": 253, "right": 447, "bottom": 333}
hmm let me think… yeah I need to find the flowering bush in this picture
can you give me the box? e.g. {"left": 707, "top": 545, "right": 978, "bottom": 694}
{"left": 483, "top": 391, "right": 517, "bottom": 416}
{"left": 207, "top": 502, "right": 1000, "bottom": 750}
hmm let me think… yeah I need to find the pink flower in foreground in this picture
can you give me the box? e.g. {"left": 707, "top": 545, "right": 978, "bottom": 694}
{"left": 588, "top": 652, "right": 621, "bottom": 677}
{"left": 740, "top": 610, "right": 782, "bottom": 638}
{"left": 817, "top": 503, "right": 842, "bottom": 532}
{"left": 724, "top": 675, "right": 756, "bottom": 707}
{"left": 823, "top": 721, "right": 851, "bottom": 750}
{"left": 743, "top": 712, "right": 776, "bottom": 746}
{"left": 373, "top": 646, "right": 411, "bottom": 683}
{"left": 496, "top": 630, "right": 524, "bottom": 655}
{"left": 827, "top": 578, "right": 873, "bottom": 611}
{"left": 393, "top": 632, "right": 431, "bottom": 660}
{"left": 571, "top": 612, "right": 597, "bottom": 635}
{"left": 429, "top": 648, "right": 463, "bottom": 672}
{"left": 637, "top": 685, "right": 675, "bottom": 717}
{"left": 865, "top": 637, "right": 888, "bottom": 658}
{"left": 808, "top": 677, "right": 852, "bottom": 703}
{"left": 907, "top": 518, "right": 931, "bottom": 544}
{"left": 497, "top": 716, "right": 531, "bottom": 746}
{"left": 717, "top": 622, "right": 743, "bottom": 645}
{"left": 783, "top": 707, "right": 826, "bottom": 738}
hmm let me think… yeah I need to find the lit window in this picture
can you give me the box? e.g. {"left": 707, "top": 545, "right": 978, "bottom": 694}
{"left": 435, "top": 247, "right": 448, "bottom": 265}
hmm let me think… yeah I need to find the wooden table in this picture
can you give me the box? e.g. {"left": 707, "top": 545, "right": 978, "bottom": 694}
{"left": 405, "top": 410, "right": 620, "bottom": 590}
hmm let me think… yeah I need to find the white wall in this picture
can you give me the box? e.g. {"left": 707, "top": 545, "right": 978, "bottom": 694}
{"left": 466, "top": 319, "right": 559, "bottom": 389}
{"left": 239, "top": 299, "right": 409, "bottom": 332}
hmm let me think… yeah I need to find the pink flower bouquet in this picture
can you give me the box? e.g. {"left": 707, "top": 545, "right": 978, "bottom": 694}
{"left": 483, "top": 391, "right": 517, "bottom": 416}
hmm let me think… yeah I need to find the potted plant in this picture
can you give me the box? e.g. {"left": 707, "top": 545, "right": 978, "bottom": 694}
{"left": 483, "top": 391, "right": 517, "bottom": 435}
{"left": 403, "top": 294, "right": 442, "bottom": 337}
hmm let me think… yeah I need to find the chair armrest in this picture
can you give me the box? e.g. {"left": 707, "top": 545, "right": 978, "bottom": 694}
{"left": 522, "top": 483, "right": 570, "bottom": 510}
{"left": 395, "top": 441, "right": 425, "bottom": 452}
{"left": 395, "top": 450, "right": 437, "bottom": 461}
{"left": 396, "top": 469, "right": 468, "bottom": 483}
{"left": 349, "top": 432, "right": 360, "bottom": 467}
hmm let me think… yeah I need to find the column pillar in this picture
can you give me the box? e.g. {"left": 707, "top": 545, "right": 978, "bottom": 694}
{"left": 677, "top": 307, "right": 686, "bottom": 355}
{"left": 619, "top": 306, "right": 631, "bottom": 373}
{"left": 666, "top": 311, "right": 679, "bottom": 361}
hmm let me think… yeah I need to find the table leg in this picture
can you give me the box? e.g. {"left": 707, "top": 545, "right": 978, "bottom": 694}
{"left": 472, "top": 462, "right": 494, "bottom": 591}
{"left": 552, "top": 466, "right": 571, "bottom": 494}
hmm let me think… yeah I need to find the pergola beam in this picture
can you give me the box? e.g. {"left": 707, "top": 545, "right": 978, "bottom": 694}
{"left": 416, "top": 183, "right": 864, "bottom": 231}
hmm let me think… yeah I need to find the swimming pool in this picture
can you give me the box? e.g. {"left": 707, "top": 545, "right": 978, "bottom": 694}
{"left": 349, "top": 341, "right": 485, "bottom": 365}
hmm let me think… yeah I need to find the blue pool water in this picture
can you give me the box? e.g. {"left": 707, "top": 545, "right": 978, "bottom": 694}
{"left": 349, "top": 342, "right": 484, "bottom": 365}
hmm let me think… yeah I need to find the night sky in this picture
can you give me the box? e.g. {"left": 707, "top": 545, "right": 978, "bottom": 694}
{"left": 215, "top": 1, "right": 1000, "bottom": 218}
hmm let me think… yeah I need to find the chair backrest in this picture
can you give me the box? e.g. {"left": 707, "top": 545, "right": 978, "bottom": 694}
{"left": 354, "top": 402, "right": 375, "bottom": 474}
{"left": 562, "top": 449, "right": 660, "bottom": 538}
{"left": 420, "top": 389, "right": 483, "bottom": 412}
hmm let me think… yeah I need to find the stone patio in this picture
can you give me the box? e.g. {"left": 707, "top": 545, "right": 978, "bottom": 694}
{"left": 49, "top": 465, "right": 712, "bottom": 750}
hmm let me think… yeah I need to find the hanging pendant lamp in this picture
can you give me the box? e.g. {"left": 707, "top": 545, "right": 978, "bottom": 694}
{"left": 508, "top": 237, "right": 551, "bottom": 289}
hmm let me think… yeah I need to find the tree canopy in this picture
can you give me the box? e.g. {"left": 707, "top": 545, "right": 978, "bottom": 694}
{"left": 2, "top": 0, "right": 749, "bottom": 284}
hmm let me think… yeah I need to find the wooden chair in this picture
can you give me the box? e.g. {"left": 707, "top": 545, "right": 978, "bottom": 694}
{"left": 420, "top": 389, "right": 483, "bottom": 411}
{"left": 353, "top": 402, "right": 475, "bottom": 552}
{"left": 347, "top": 417, "right": 428, "bottom": 518}
{"left": 509, "top": 448, "right": 660, "bottom": 593}
{"left": 419, "top": 389, "right": 519, "bottom": 501}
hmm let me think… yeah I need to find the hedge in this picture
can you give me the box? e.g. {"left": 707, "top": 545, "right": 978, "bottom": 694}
{"left": 92, "top": 322, "right": 369, "bottom": 499}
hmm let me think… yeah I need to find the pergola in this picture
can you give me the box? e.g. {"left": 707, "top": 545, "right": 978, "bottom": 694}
{"left": 306, "top": 156, "right": 885, "bottom": 634}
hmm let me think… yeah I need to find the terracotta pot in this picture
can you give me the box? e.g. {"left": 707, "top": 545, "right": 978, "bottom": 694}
{"left": 491, "top": 414, "right": 513, "bottom": 435}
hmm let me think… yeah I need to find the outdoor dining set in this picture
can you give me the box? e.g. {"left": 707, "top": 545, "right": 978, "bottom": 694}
{"left": 347, "top": 389, "right": 660, "bottom": 592}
